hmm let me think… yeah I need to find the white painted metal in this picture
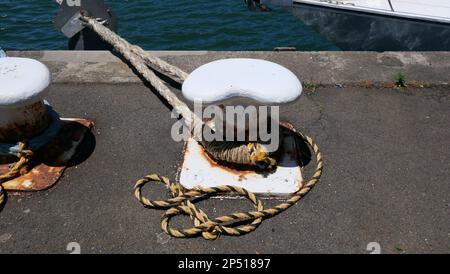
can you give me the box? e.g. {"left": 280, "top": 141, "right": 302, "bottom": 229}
{"left": 180, "top": 58, "right": 305, "bottom": 195}
{"left": 293, "top": 0, "right": 450, "bottom": 24}
{"left": 0, "top": 57, "right": 51, "bottom": 142}
{"left": 0, "top": 57, "right": 51, "bottom": 107}
{"left": 179, "top": 133, "right": 303, "bottom": 195}
{"left": 182, "top": 58, "right": 302, "bottom": 104}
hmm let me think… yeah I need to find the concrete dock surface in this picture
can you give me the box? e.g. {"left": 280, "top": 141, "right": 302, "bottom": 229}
{"left": 0, "top": 51, "right": 449, "bottom": 253}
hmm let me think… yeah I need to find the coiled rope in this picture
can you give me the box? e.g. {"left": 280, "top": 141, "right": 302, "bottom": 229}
{"left": 0, "top": 143, "right": 33, "bottom": 211}
{"left": 80, "top": 15, "right": 324, "bottom": 239}
{"left": 134, "top": 131, "right": 323, "bottom": 240}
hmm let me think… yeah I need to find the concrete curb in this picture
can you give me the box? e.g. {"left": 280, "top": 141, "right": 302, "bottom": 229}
{"left": 6, "top": 50, "right": 450, "bottom": 87}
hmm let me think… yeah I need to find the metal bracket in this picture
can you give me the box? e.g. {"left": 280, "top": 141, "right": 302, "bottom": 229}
{"left": 54, "top": 0, "right": 117, "bottom": 50}
{"left": 59, "top": 11, "right": 84, "bottom": 38}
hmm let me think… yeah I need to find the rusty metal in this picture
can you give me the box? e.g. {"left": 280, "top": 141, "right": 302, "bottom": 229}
{"left": 0, "top": 118, "right": 94, "bottom": 192}
{"left": 177, "top": 121, "right": 305, "bottom": 197}
{"left": 0, "top": 101, "right": 51, "bottom": 143}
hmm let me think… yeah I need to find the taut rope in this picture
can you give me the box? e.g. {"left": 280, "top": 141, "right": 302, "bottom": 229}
{"left": 80, "top": 15, "right": 324, "bottom": 240}
{"left": 80, "top": 15, "right": 277, "bottom": 168}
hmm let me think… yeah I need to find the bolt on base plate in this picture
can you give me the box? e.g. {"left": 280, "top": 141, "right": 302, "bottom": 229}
{"left": 0, "top": 118, "right": 94, "bottom": 192}
{"left": 178, "top": 122, "right": 305, "bottom": 198}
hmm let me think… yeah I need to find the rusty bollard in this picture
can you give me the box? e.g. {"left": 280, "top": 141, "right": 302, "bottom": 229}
{"left": 0, "top": 57, "right": 94, "bottom": 191}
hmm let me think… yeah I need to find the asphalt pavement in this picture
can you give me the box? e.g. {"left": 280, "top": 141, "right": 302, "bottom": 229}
{"left": 0, "top": 83, "right": 449, "bottom": 254}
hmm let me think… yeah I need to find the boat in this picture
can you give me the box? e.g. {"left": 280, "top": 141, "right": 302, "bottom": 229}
{"left": 292, "top": 0, "right": 450, "bottom": 24}
{"left": 290, "top": 0, "right": 450, "bottom": 50}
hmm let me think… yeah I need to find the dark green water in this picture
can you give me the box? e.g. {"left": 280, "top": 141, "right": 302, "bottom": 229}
{"left": 0, "top": 0, "right": 338, "bottom": 50}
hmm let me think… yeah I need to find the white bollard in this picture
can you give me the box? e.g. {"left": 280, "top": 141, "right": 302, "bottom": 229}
{"left": 182, "top": 58, "right": 302, "bottom": 143}
{"left": 0, "top": 57, "right": 52, "bottom": 143}
{"left": 179, "top": 58, "right": 305, "bottom": 195}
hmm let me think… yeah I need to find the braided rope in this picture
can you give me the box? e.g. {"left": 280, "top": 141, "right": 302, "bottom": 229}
{"left": 80, "top": 16, "right": 277, "bottom": 168}
{"left": 202, "top": 141, "right": 277, "bottom": 169}
{"left": 0, "top": 143, "right": 33, "bottom": 210}
{"left": 134, "top": 129, "right": 323, "bottom": 240}
{"left": 81, "top": 15, "right": 324, "bottom": 240}
{"left": 80, "top": 16, "right": 199, "bottom": 130}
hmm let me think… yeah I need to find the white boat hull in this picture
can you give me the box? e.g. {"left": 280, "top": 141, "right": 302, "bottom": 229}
{"left": 290, "top": 1, "right": 450, "bottom": 50}
{"left": 293, "top": 0, "right": 450, "bottom": 25}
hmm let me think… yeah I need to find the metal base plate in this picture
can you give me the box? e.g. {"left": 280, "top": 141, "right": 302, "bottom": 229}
{"left": 178, "top": 123, "right": 304, "bottom": 197}
{"left": 0, "top": 118, "right": 94, "bottom": 192}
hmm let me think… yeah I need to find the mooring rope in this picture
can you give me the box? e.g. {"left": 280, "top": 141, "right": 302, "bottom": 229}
{"left": 0, "top": 143, "right": 33, "bottom": 211}
{"left": 80, "top": 15, "right": 200, "bottom": 131}
{"left": 134, "top": 130, "right": 323, "bottom": 240}
{"left": 80, "top": 15, "right": 324, "bottom": 239}
{"left": 80, "top": 15, "right": 277, "bottom": 168}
